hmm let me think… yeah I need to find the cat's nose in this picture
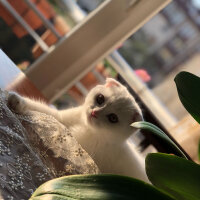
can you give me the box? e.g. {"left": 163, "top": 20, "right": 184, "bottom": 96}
{"left": 91, "top": 110, "right": 98, "bottom": 118}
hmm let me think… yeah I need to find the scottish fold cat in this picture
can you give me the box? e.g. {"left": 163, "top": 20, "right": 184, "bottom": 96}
{"left": 8, "top": 78, "right": 149, "bottom": 182}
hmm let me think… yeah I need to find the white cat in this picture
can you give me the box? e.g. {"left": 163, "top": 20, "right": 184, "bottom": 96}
{"left": 8, "top": 78, "right": 149, "bottom": 182}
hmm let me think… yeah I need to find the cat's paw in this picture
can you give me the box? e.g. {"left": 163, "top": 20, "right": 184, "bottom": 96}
{"left": 7, "top": 92, "right": 27, "bottom": 114}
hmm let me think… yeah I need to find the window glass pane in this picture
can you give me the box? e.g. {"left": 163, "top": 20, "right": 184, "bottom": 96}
{"left": 0, "top": 0, "right": 105, "bottom": 71}
{"left": 77, "top": 0, "right": 105, "bottom": 12}
{"left": 118, "top": 1, "right": 200, "bottom": 120}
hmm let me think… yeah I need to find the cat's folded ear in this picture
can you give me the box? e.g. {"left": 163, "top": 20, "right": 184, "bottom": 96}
{"left": 105, "top": 78, "right": 120, "bottom": 88}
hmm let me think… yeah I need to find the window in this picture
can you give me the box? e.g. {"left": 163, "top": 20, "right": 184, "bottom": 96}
{"left": 179, "top": 22, "right": 198, "bottom": 41}
{"left": 162, "top": 2, "right": 186, "bottom": 25}
{"left": 4, "top": 0, "right": 199, "bottom": 170}
{"left": 159, "top": 47, "right": 173, "bottom": 63}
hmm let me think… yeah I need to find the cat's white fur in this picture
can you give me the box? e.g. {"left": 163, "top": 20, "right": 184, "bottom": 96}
{"left": 8, "top": 78, "right": 149, "bottom": 182}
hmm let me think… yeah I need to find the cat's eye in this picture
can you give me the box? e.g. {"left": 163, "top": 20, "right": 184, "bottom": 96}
{"left": 96, "top": 94, "right": 105, "bottom": 105}
{"left": 107, "top": 113, "right": 118, "bottom": 123}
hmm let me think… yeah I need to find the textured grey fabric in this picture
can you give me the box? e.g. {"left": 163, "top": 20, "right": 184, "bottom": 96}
{"left": 0, "top": 89, "right": 99, "bottom": 200}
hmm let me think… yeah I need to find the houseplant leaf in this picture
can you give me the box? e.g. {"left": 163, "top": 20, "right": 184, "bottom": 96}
{"left": 30, "top": 174, "right": 175, "bottom": 200}
{"left": 174, "top": 71, "right": 200, "bottom": 124}
{"left": 146, "top": 153, "right": 200, "bottom": 200}
{"left": 131, "top": 121, "right": 187, "bottom": 159}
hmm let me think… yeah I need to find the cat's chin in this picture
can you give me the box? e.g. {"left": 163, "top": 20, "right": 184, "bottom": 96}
{"left": 87, "top": 115, "right": 97, "bottom": 126}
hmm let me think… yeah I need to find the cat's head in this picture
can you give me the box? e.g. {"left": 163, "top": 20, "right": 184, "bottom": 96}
{"left": 83, "top": 78, "right": 143, "bottom": 139}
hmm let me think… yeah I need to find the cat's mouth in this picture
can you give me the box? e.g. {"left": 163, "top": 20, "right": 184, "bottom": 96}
{"left": 91, "top": 110, "right": 97, "bottom": 118}
{"left": 87, "top": 110, "right": 97, "bottom": 124}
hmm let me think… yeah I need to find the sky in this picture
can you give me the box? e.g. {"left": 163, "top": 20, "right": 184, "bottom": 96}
{"left": 192, "top": 0, "right": 200, "bottom": 8}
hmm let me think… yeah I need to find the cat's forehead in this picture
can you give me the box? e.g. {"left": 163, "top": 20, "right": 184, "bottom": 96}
{"left": 108, "top": 96, "right": 135, "bottom": 111}
{"left": 96, "top": 82, "right": 129, "bottom": 97}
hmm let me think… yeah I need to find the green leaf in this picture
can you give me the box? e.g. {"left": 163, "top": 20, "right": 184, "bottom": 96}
{"left": 174, "top": 71, "right": 200, "bottom": 124}
{"left": 146, "top": 153, "right": 200, "bottom": 200}
{"left": 30, "top": 174, "right": 175, "bottom": 200}
{"left": 131, "top": 121, "right": 187, "bottom": 159}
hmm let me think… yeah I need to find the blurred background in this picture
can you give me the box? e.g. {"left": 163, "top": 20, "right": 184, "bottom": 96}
{"left": 1, "top": 0, "right": 200, "bottom": 161}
